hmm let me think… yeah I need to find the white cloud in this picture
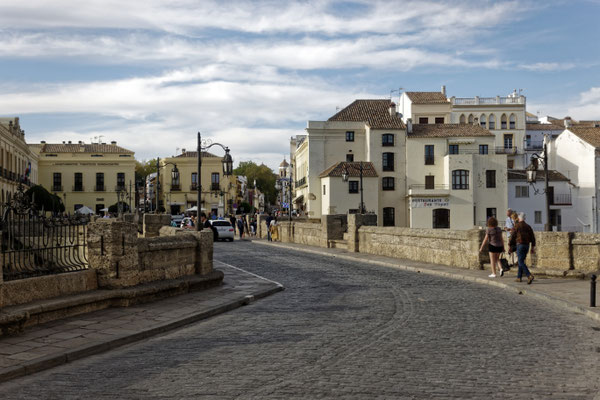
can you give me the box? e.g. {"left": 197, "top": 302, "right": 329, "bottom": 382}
{"left": 528, "top": 87, "right": 600, "bottom": 121}
{"left": 519, "top": 62, "right": 576, "bottom": 72}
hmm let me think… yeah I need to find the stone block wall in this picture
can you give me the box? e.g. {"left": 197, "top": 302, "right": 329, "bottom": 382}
{"left": 533, "top": 232, "right": 573, "bottom": 271}
{"left": 293, "top": 221, "right": 325, "bottom": 247}
{"left": 143, "top": 214, "right": 171, "bottom": 237}
{"left": 358, "top": 226, "right": 483, "bottom": 269}
{"left": 571, "top": 233, "right": 600, "bottom": 272}
{"left": 347, "top": 214, "right": 377, "bottom": 252}
{"left": 322, "top": 214, "right": 347, "bottom": 246}
{"left": 137, "top": 235, "right": 198, "bottom": 283}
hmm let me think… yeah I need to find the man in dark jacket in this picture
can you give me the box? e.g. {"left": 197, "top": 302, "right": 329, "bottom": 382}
{"left": 265, "top": 213, "right": 273, "bottom": 241}
{"left": 508, "top": 212, "right": 535, "bottom": 284}
{"left": 200, "top": 212, "right": 218, "bottom": 241}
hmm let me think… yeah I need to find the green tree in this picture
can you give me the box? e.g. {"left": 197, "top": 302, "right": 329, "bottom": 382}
{"left": 135, "top": 158, "right": 158, "bottom": 182}
{"left": 233, "top": 161, "right": 278, "bottom": 205}
{"left": 25, "top": 185, "right": 65, "bottom": 213}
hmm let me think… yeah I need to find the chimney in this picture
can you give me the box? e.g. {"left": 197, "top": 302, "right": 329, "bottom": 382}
{"left": 68, "top": 140, "right": 72, "bottom": 144}
{"left": 111, "top": 141, "right": 117, "bottom": 145}
{"left": 441, "top": 85, "right": 446, "bottom": 96}
{"left": 40, "top": 140, "right": 46, "bottom": 144}
{"left": 182, "top": 148, "right": 186, "bottom": 154}
{"left": 62, "top": 141, "right": 66, "bottom": 144}
{"left": 78, "top": 141, "right": 83, "bottom": 144}
{"left": 406, "top": 118, "right": 413, "bottom": 134}
{"left": 564, "top": 118, "right": 572, "bottom": 128}
{"left": 389, "top": 102, "right": 396, "bottom": 116}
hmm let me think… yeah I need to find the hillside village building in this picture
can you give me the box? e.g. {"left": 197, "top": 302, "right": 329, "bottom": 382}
{"left": 292, "top": 98, "right": 508, "bottom": 229}
{"left": 30, "top": 141, "right": 135, "bottom": 214}
{"left": 0, "top": 117, "right": 38, "bottom": 200}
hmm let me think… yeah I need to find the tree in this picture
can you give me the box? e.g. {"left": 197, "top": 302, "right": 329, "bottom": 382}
{"left": 108, "top": 201, "right": 130, "bottom": 214}
{"left": 24, "top": 185, "right": 65, "bottom": 213}
{"left": 233, "top": 161, "right": 278, "bottom": 205}
{"left": 135, "top": 158, "right": 158, "bottom": 182}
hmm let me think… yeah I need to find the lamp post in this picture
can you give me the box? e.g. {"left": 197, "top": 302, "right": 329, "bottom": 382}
{"left": 155, "top": 158, "right": 180, "bottom": 214}
{"left": 342, "top": 162, "right": 365, "bottom": 214}
{"left": 116, "top": 187, "right": 130, "bottom": 218}
{"left": 197, "top": 131, "right": 233, "bottom": 231}
{"left": 526, "top": 137, "right": 551, "bottom": 231}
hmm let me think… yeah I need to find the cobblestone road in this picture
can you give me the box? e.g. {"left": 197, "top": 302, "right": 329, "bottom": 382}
{"left": 2, "top": 241, "right": 600, "bottom": 399}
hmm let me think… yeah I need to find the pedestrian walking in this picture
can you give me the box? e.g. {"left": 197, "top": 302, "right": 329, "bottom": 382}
{"left": 266, "top": 213, "right": 273, "bottom": 241}
{"left": 504, "top": 208, "right": 516, "bottom": 266}
{"left": 270, "top": 216, "right": 279, "bottom": 242}
{"left": 200, "top": 212, "right": 218, "bottom": 241}
{"left": 479, "top": 216, "right": 505, "bottom": 278}
{"left": 237, "top": 216, "right": 245, "bottom": 238}
{"left": 509, "top": 212, "right": 535, "bottom": 284}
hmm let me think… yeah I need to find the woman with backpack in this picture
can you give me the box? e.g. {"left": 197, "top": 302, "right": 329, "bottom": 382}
{"left": 479, "top": 216, "right": 505, "bottom": 278}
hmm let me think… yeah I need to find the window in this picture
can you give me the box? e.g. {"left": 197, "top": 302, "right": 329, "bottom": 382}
{"left": 509, "top": 114, "right": 516, "bottom": 129}
{"left": 191, "top": 173, "right": 198, "bottom": 190}
{"left": 516, "top": 185, "right": 529, "bottom": 198}
{"left": 486, "top": 208, "right": 497, "bottom": 220}
{"left": 535, "top": 211, "right": 542, "bottom": 224}
{"left": 468, "top": 114, "right": 474, "bottom": 124}
{"left": 486, "top": 170, "right": 496, "bottom": 188}
{"left": 349, "top": 181, "right": 359, "bottom": 193}
{"left": 117, "top": 172, "right": 125, "bottom": 189}
{"left": 424, "top": 145, "right": 434, "bottom": 165}
{"left": 448, "top": 144, "right": 459, "bottom": 154}
{"left": 480, "top": 114, "right": 487, "bottom": 128}
{"left": 346, "top": 153, "right": 354, "bottom": 162}
{"left": 501, "top": 114, "right": 507, "bottom": 129}
{"left": 526, "top": 135, "right": 531, "bottom": 148}
{"left": 425, "top": 175, "right": 435, "bottom": 189}
{"left": 323, "top": 184, "right": 326, "bottom": 195}
{"left": 382, "top": 134, "right": 394, "bottom": 146}
{"left": 433, "top": 208, "right": 450, "bottom": 229}
{"left": 435, "top": 117, "right": 444, "bottom": 124}
{"left": 452, "top": 170, "right": 469, "bottom": 190}
{"left": 504, "top": 134, "right": 513, "bottom": 149}
{"left": 211, "top": 172, "right": 220, "bottom": 191}
{"left": 382, "top": 152, "right": 394, "bottom": 171}
{"left": 419, "top": 117, "right": 429, "bottom": 124}
{"left": 96, "top": 173, "right": 104, "bottom": 191}
{"left": 346, "top": 131, "right": 354, "bottom": 142}
{"left": 479, "top": 145, "right": 488, "bottom": 154}
{"left": 383, "top": 207, "right": 395, "bottom": 226}
{"left": 488, "top": 114, "right": 495, "bottom": 129}
{"left": 459, "top": 114, "right": 466, "bottom": 124}
{"left": 52, "top": 172, "right": 62, "bottom": 191}
{"left": 74, "top": 172, "right": 83, "bottom": 191}
{"left": 382, "top": 177, "right": 395, "bottom": 190}
{"left": 507, "top": 159, "right": 514, "bottom": 169}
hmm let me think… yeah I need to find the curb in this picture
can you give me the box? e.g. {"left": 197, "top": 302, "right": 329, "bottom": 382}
{"left": 254, "top": 240, "right": 600, "bottom": 323}
{"left": 0, "top": 278, "right": 284, "bottom": 384}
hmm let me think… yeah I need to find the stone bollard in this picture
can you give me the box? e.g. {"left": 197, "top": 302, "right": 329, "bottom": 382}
{"left": 195, "top": 229, "right": 214, "bottom": 275}
{"left": 87, "top": 219, "right": 140, "bottom": 289}
{"left": 347, "top": 213, "right": 377, "bottom": 252}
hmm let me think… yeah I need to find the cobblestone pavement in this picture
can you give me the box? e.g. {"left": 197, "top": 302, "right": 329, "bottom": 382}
{"left": 2, "top": 241, "right": 600, "bottom": 399}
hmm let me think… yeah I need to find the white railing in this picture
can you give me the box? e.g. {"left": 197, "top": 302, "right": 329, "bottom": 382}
{"left": 451, "top": 96, "right": 525, "bottom": 105}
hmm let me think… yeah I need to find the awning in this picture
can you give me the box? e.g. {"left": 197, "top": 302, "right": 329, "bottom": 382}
{"left": 293, "top": 194, "right": 304, "bottom": 203}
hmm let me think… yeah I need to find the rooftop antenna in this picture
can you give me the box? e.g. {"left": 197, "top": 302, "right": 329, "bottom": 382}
{"left": 518, "top": 88, "right": 524, "bottom": 95}
{"left": 98, "top": 135, "right": 104, "bottom": 144}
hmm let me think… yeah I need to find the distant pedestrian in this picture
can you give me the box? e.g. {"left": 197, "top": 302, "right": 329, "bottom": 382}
{"left": 504, "top": 208, "right": 516, "bottom": 266}
{"left": 266, "top": 213, "right": 273, "bottom": 241}
{"left": 237, "top": 217, "right": 245, "bottom": 238}
{"left": 229, "top": 215, "right": 236, "bottom": 230}
{"left": 479, "top": 217, "right": 505, "bottom": 278}
{"left": 201, "top": 212, "right": 218, "bottom": 241}
{"left": 270, "top": 216, "right": 279, "bottom": 242}
{"left": 509, "top": 212, "right": 535, "bottom": 284}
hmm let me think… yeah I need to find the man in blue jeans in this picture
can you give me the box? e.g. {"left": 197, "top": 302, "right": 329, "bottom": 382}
{"left": 508, "top": 212, "right": 535, "bottom": 284}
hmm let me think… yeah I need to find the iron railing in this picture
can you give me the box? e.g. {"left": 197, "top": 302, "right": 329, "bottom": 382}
{"left": 296, "top": 177, "right": 307, "bottom": 187}
{"left": 1, "top": 186, "right": 89, "bottom": 281}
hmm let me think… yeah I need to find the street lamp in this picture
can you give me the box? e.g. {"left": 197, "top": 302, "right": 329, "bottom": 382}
{"left": 342, "top": 162, "right": 365, "bottom": 214}
{"left": 155, "top": 158, "right": 180, "bottom": 213}
{"left": 116, "top": 187, "right": 130, "bottom": 218}
{"left": 526, "top": 136, "right": 551, "bottom": 231}
{"left": 197, "top": 131, "right": 233, "bottom": 231}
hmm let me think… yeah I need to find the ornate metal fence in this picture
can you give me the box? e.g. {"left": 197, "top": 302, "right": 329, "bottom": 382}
{"left": 1, "top": 187, "right": 89, "bottom": 281}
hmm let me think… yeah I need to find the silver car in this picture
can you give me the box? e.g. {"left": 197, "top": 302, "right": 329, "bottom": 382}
{"left": 209, "top": 220, "right": 235, "bottom": 241}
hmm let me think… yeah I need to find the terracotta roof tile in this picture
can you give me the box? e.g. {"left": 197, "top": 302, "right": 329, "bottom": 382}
{"left": 40, "top": 143, "right": 134, "bottom": 154}
{"left": 568, "top": 126, "right": 600, "bottom": 149}
{"left": 508, "top": 170, "right": 570, "bottom": 182}
{"left": 526, "top": 123, "right": 564, "bottom": 131}
{"left": 409, "top": 123, "right": 493, "bottom": 138}
{"left": 328, "top": 99, "right": 405, "bottom": 129}
{"left": 319, "top": 161, "right": 378, "bottom": 178}
{"left": 175, "top": 151, "right": 218, "bottom": 158}
{"left": 405, "top": 92, "right": 449, "bottom": 104}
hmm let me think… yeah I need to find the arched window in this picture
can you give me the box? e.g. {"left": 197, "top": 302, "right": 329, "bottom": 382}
{"left": 488, "top": 114, "right": 495, "bottom": 129}
{"left": 468, "top": 114, "right": 474, "bottom": 124}
{"left": 480, "top": 114, "right": 487, "bottom": 128}
{"left": 509, "top": 114, "right": 516, "bottom": 129}
{"left": 459, "top": 114, "right": 466, "bottom": 124}
{"left": 501, "top": 114, "right": 507, "bottom": 129}
{"left": 452, "top": 169, "right": 469, "bottom": 190}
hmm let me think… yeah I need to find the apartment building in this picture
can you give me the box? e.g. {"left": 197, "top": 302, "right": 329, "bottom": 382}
{"left": 31, "top": 141, "right": 135, "bottom": 214}
{"left": 0, "top": 117, "right": 38, "bottom": 201}
{"left": 160, "top": 150, "right": 238, "bottom": 216}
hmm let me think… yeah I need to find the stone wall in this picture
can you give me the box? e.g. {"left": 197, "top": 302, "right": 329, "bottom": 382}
{"left": 347, "top": 214, "right": 377, "bottom": 252}
{"left": 137, "top": 235, "right": 197, "bottom": 283}
{"left": 533, "top": 232, "right": 573, "bottom": 271}
{"left": 143, "top": 214, "right": 171, "bottom": 237}
{"left": 571, "top": 233, "right": 600, "bottom": 272}
{"left": 322, "top": 214, "right": 347, "bottom": 246}
{"left": 358, "top": 226, "right": 484, "bottom": 269}
{"left": 292, "top": 221, "right": 325, "bottom": 247}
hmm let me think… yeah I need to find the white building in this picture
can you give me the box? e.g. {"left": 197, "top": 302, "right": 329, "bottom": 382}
{"left": 507, "top": 170, "right": 576, "bottom": 231}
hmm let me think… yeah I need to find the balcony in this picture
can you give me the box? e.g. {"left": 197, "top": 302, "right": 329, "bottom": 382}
{"left": 52, "top": 185, "right": 63, "bottom": 192}
{"left": 552, "top": 193, "right": 572, "bottom": 206}
{"left": 424, "top": 156, "right": 435, "bottom": 165}
{"left": 190, "top": 184, "right": 198, "bottom": 191}
{"left": 524, "top": 141, "right": 544, "bottom": 151}
{"left": 495, "top": 146, "right": 518, "bottom": 155}
{"left": 408, "top": 184, "right": 450, "bottom": 196}
{"left": 171, "top": 184, "right": 181, "bottom": 191}
{"left": 94, "top": 185, "right": 105, "bottom": 192}
{"left": 210, "top": 183, "right": 220, "bottom": 191}
{"left": 296, "top": 177, "right": 307, "bottom": 187}
{"left": 72, "top": 185, "right": 84, "bottom": 192}
{"left": 115, "top": 185, "right": 126, "bottom": 192}
{"left": 451, "top": 95, "right": 525, "bottom": 105}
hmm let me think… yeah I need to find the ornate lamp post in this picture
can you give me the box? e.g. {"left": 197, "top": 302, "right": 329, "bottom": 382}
{"left": 526, "top": 136, "right": 551, "bottom": 231}
{"left": 197, "top": 132, "right": 233, "bottom": 231}
{"left": 155, "top": 158, "right": 180, "bottom": 213}
{"left": 342, "top": 162, "right": 365, "bottom": 214}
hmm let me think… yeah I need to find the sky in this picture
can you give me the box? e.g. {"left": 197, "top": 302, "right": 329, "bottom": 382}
{"left": 0, "top": 0, "right": 599, "bottom": 171}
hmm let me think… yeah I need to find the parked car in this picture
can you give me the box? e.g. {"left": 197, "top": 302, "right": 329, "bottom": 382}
{"left": 180, "top": 217, "right": 194, "bottom": 228}
{"left": 171, "top": 215, "right": 184, "bottom": 227}
{"left": 209, "top": 220, "right": 235, "bottom": 241}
